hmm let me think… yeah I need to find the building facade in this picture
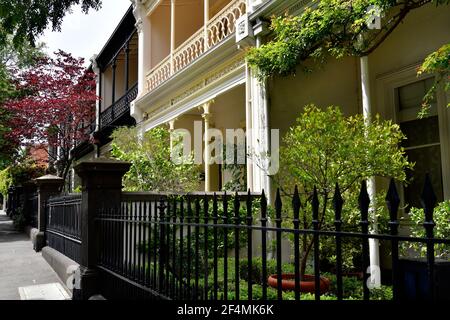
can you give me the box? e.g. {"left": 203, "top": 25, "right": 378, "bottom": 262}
{"left": 73, "top": 0, "right": 449, "bottom": 209}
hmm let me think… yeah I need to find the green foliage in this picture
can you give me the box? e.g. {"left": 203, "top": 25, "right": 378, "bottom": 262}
{"left": 137, "top": 196, "right": 261, "bottom": 274}
{"left": 403, "top": 201, "right": 450, "bottom": 259}
{"left": 0, "top": 37, "right": 44, "bottom": 168}
{"left": 222, "top": 144, "right": 247, "bottom": 192}
{"left": 279, "top": 105, "right": 411, "bottom": 193}
{"left": 110, "top": 126, "right": 201, "bottom": 192}
{"left": 417, "top": 43, "right": 450, "bottom": 117}
{"left": 0, "top": 155, "right": 45, "bottom": 196}
{"left": 166, "top": 257, "right": 392, "bottom": 300}
{"left": 275, "top": 105, "right": 412, "bottom": 273}
{"left": 247, "top": 0, "right": 449, "bottom": 79}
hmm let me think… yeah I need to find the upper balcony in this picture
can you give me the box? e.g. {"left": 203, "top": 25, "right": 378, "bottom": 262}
{"left": 145, "top": 0, "right": 247, "bottom": 95}
{"left": 96, "top": 6, "right": 139, "bottom": 136}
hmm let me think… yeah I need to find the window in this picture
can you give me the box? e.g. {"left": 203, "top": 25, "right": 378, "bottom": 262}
{"left": 395, "top": 78, "right": 444, "bottom": 210}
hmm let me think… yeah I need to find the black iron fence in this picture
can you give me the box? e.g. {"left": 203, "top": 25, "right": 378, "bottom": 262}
{"left": 5, "top": 185, "right": 38, "bottom": 227}
{"left": 26, "top": 191, "right": 39, "bottom": 228}
{"left": 95, "top": 176, "right": 450, "bottom": 301}
{"left": 46, "top": 194, "right": 82, "bottom": 263}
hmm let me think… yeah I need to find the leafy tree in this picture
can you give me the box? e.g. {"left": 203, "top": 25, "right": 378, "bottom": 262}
{"left": 0, "top": 153, "right": 45, "bottom": 196}
{"left": 0, "top": 38, "right": 44, "bottom": 169}
{"left": 274, "top": 105, "right": 412, "bottom": 276}
{"left": 3, "top": 50, "right": 97, "bottom": 182}
{"left": 110, "top": 126, "right": 201, "bottom": 192}
{"left": 0, "top": 0, "right": 102, "bottom": 47}
{"left": 246, "top": 0, "right": 449, "bottom": 79}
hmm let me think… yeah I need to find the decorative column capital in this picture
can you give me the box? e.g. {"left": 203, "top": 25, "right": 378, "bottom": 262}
{"left": 168, "top": 118, "right": 177, "bottom": 131}
{"left": 131, "top": 0, "right": 149, "bottom": 34}
{"left": 135, "top": 18, "right": 143, "bottom": 34}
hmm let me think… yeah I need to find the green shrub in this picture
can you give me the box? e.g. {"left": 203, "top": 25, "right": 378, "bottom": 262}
{"left": 403, "top": 200, "right": 450, "bottom": 259}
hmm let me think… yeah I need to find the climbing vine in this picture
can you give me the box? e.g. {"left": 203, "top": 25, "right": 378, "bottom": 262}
{"left": 246, "top": 0, "right": 449, "bottom": 79}
{"left": 417, "top": 43, "right": 450, "bottom": 117}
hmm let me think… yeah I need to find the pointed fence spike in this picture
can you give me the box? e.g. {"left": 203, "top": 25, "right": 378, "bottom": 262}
{"left": 260, "top": 189, "right": 267, "bottom": 218}
{"left": 275, "top": 188, "right": 282, "bottom": 219}
{"left": 312, "top": 186, "right": 319, "bottom": 221}
{"left": 333, "top": 183, "right": 344, "bottom": 221}
{"left": 247, "top": 188, "right": 252, "bottom": 207}
{"left": 292, "top": 185, "right": 301, "bottom": 218}
{"left": 386, "top": 178, "right": 400, "bottom": 222}
{"left": 421, "top": 173, "right": 437, "bottom": 222}
{"left": 358, "top": 181, "right": 370, "bottom": 221}
{"left": 234, "top": 192, "right": 240, "bottom": 219}
{"left": 204, "top": 194, "right": 209, "bottom": 219}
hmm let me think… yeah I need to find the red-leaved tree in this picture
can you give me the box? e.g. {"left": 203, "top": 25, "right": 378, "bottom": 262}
{"left": 4, "top": 50, "right": 97, "bottom": 183}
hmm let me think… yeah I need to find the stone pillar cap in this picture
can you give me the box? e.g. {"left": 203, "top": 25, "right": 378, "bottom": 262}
{"left": 35, "top": 174, "right": 64, "bottom": 183}
{"left": 74, "top": 157, "right": 131, "bottom": 174}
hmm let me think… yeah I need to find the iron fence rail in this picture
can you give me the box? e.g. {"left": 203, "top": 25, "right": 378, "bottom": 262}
{"left": 95, "top": 176, "right": 450, "bottom": 301}
{"left": 46, "top": 194, "right": 82, "bottom": 263}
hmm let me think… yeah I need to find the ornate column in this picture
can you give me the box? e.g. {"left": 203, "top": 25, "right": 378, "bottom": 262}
{"left": 168, "top": 118, "right": 177, "bottom": 151}
{"left": 202, "top": 101, "right": 213, "bottom": 192}
{"left": 170, "top": 0, "right": 176, "bottom": 75}
{"left": 248, "top": 32, "right": 272, "bottom": 202}
{"left": 204, "top": 0, "right": 209, "bottom": 50}
{"left": 89, "top": 55, "right": 101, "bottom": 133}
{"left": 125, "top": 41, "right": 130, "bottom": 93}
{"left": 360, "top": 55, "right": 381, "bottom": 287}
{"left": 130, "top": 0, "right": 151, "bottom": 123}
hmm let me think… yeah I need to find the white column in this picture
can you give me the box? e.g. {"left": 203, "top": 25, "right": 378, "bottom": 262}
{"left": 204, "top": 0, "right": 209, "bottom": 50}
{"left": 168, "top": 119, "right": 176, "bottom": 150}
{"left": 89, "top": 54, "right": 100, "bottom": 132}
{"left": 131, "top": 0, "right": 151, "bottom": 123}
{"left": 360, "top": 55, "right": 381, "bottom": 287}
{"left": 202, "top": 102, "right": 213, "bottom": 192}
{"left": 249, "top": 36, "right": 271, "bottom": 202}
{"left": 245, "top": 64, "right": 254, "bottom": 191}
{"left": 170, "top": 0, "right": 176, "bottom": 75}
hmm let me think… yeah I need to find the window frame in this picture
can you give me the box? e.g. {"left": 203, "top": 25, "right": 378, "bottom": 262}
{"left": 376, "top": 62, "right": 450, "bottom": 204}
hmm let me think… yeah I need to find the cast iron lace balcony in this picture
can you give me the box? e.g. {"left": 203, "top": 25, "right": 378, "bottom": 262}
{"left": 100, "top": 83, "right": 138, "bottom": 129}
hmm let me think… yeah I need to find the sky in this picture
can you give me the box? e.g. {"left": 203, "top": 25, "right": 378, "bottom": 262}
{"left": 38, "top": 0, "right": 132, "bottom": 65}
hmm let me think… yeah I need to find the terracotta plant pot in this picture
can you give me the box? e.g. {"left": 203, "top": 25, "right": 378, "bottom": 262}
{"left": 267, "top": 274, "right": 330, "bottom": 294}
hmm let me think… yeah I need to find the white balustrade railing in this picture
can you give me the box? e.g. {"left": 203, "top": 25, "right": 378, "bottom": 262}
{"left": 207, "top": 0, "right": 246, "bottom": 48}
{"left": 145, "top": 0, "right": 246, "bottom": 93}
{"left": 146, "top": 55, "right": 171, "bottom": 92}
{"left": 173, "top": 29, "right": 205, "bottom": 74}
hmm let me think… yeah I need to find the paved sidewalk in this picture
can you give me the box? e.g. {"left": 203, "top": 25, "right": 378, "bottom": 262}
{"left": 0, "top": 210, "right": 69, "bottom": 300}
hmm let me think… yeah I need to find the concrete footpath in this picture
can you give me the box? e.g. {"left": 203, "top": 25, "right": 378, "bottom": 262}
{"left": 0, "top": 210, "right": 69, "bottom": 300}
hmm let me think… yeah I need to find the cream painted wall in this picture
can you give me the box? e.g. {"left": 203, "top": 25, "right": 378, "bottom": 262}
{"left": 211, "top": 85, "right": 246, "bottom": 190}
{"left": 269, "top": 4, "right": 450, "bottom": 138}
{"left": 115, "top": 58, "right": 126, "bottom": 99}
{"left": 100, "top": 53, "right": 138, "bottom": 112}
{"left": 269, "top": 56, "right": 360, "bottom": 138}
{"left": 150, "top": 3, "right": 171, "bottom": 69}
{"left": 101, "top": 66, "right": 113, "bottom": 111}
{"left": 129, "top": 54, "right": 139, "bottom": 86}
{"left": 174, "top": 1, "right": 204, "bottom": 47}
{"left": 210, "top": 0, "right": 230, "bottom": 17}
